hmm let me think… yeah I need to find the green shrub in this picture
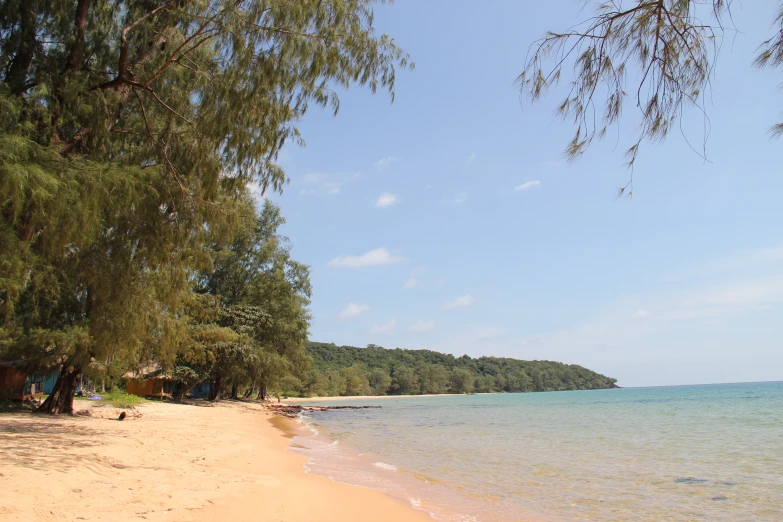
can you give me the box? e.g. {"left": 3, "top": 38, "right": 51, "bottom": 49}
{"left": 101, "top": 391, "right": 146, "bottom": 409}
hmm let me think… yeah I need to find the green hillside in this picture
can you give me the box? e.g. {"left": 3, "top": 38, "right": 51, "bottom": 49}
{"left": 303, "top": 342, "right": 618, "bottom": 396}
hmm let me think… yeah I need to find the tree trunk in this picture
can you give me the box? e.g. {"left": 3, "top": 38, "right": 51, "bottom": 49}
{"left": 230, "top": 383, "right": 238, "bottom": 400}
{"left": 36, "top": 365, "right": 81, "bottom": 415}
{"left": 5, "top": 0, "right": 38, "bottom": 95}
{"left": 172, "top": 382, "right": 184, "bottom": 404}
{"left": 256, "top": 381, "right": 267, "bottom": 401}
{"left": 64, "top": 0, "right": 91, "bottom": 73}
{"left": 209, "top": 373, "right": 222, "bottom": 402}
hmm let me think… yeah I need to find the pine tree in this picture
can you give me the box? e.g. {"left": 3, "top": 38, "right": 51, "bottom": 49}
{"left": 1, "top": 0, "right": 410, "bottom": 413}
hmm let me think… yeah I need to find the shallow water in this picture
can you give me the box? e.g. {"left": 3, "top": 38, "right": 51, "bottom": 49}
{"left": 290, "top": 382, "right": 783, "bottom": 521}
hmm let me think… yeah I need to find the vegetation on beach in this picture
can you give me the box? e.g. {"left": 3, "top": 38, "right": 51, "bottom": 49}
{"left": 0, "top": 0, "right": 410, "bottom": 414}
{"left": 103, "top": 390, "right": 148, "bottom": 409}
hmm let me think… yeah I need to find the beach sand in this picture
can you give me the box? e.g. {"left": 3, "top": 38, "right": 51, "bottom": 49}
{"left": 0, "top": 400, "right": 432, "bottom": 522}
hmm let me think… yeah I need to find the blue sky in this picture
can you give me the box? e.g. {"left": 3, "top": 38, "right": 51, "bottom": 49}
{"left": 259, "top": 1, "right": 783, "bottom": 387}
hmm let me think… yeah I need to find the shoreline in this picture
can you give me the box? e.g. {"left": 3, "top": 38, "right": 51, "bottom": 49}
{"left": 0, "top": 400, "right": 432, "bottom": 521}
{"left": 286, "top": 406, "right": 514, "bottom": 522}
{"left": 282, "top": 392, "right": 498, "bottom": 403}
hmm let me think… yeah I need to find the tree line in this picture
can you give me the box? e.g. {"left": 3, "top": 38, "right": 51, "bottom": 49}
{"left": 299, "top": 342, "right": 618, "bottom": 396}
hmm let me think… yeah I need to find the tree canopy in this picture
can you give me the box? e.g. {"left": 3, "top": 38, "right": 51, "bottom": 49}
{"left": 0, "top": 0, "right": 411, "bottom": 413}
{"left": 174, "top": 197, "right": 313, "bottom": 402}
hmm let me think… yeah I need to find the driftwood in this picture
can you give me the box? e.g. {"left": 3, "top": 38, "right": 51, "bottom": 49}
{"left": 265, "top": 404, "right": 381, "bottom": 419}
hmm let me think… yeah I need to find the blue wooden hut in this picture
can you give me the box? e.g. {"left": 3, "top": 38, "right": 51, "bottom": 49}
{"left": 189, "top": 382, "right": 212, "bottom": 399}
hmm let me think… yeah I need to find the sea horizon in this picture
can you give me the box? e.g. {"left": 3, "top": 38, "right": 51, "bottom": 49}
{"left": 289, "top": 381, "right": 783, "bottom": 521}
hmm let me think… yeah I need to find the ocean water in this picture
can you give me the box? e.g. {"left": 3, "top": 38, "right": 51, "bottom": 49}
{"left": 288, "top": 382, "right": 783, "bottom": 521}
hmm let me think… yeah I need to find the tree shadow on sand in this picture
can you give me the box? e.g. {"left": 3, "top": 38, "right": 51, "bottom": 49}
{"left": 0, "top": 413, "right": 142, "bottom": 474}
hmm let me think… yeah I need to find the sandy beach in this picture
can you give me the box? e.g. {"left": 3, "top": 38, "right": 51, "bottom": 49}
{"left": 0, "top": 400, "right": 431, "bottom": 522}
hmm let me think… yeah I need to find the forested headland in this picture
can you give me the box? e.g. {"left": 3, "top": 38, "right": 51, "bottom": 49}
{"left": 302, "top": 342, "right": 618, "bottom": 396}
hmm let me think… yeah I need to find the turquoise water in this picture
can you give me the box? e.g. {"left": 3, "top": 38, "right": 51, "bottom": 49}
{"left": 292, "top": 382, "right": 783, "bottom": 521}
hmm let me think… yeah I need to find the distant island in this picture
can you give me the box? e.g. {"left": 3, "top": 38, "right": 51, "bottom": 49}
{"left": 303, "top": 342, "right": 618, "bottom": 397}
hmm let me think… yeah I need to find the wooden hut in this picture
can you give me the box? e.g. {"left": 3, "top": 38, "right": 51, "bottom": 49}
{"left": 189, "top": 382, "right": 212, "bottom": 399}
{"left": 123, "top": 366, "right": 210, "bottom": 399}
{"left": 124, "top": 366, "right": 179, "bottom": 398}
{"left": 0, "top": 363, "right": 46, "bottom": 401}
{"left": 125, "top": 375, "right": 179, "bottom": 398}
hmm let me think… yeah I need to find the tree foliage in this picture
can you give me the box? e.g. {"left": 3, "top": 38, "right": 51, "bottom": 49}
{"left": 0, "top": 0, "right": 410, "bottom": 413}
{"left": 174, "top": 198, "right": 312, "bottom": 401}
{"left": 305, "top": 342, "right": 618, "bottom": 396}
{"left": 518, "top": 1, "right": 783, "bottom": 190}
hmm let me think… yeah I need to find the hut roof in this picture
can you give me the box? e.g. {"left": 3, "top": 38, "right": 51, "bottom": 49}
{"left": 122, "top": 363, "right": 171, "bottom": 380}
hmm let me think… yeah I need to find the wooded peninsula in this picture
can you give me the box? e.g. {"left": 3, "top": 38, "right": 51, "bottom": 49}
{"left": 304, "top": 342, "right": 619, "bottom": 396}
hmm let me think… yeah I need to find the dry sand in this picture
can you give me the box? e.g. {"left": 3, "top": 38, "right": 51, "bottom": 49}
{"left": 0, "top": 400, "right": 432, "bottom": 522}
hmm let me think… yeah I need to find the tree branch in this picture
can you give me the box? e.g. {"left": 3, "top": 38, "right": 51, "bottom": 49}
{"left": 5, "top": 0, "right": 38, "bottom": 95}
{"left": 118, "top": 1, "right": 178, "bottom": 80}
{"left": 144, "top": 11, "right": 226, "bottom": 87}
{"left": 64, "top": 0, "right": 91, "bottom": 73}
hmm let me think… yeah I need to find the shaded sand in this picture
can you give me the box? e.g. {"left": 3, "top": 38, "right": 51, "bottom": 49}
{"left": 0, "top": 400, "right": 432, "bottom": 522}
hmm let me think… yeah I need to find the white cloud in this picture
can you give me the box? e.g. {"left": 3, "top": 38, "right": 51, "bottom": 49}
{"left": 668, "top": 244, "right": 783, "bottom": 283}
{"left": 339, "top": 303, "right": 370, "bottom": 319}
{"left": 516, "top": 275, "right": 783, "bottom": 372}
{"left": 374, "top": 156, "right": 399, "bottom": 170}
{"left": 403, "top": 277, "right": 421, "bottom": 289}
{"left": 477, "top": 246, "right": 783, "bottom": 387}
{"left": 442, "top": 294, "right": 475, "bottom": 310}
{"left": 706, "top": 245, "right": 783, "bottom": 273}
{"left": 300, "top": 171, "right": 361, "bottom": 196}
{"left": 514, "top": 180, "right": 541, "bottom": 191}
{"left": 676, "top": 277, "right": 783, "bottom": 312}
{"left": 375, "top": 193, "right": 398, "bottom": 208}
{"left": 409, "top": 320, "right": 436, "bottom": 332}
{"left": 328, "top": 247, "right": 406, "bottom": 268}
{"left": 467, "top": 153, "right": 477, "bottom": 163}
{"left": 454, "top": 192, "right": 466, "bottom": 204}
{"left": 370, "top": 319, "right": 397, "bottom": 334}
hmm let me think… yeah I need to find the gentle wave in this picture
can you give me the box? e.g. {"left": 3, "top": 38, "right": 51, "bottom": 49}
{"left": 288, "top": 414, "right": 496, "bottom": 521}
